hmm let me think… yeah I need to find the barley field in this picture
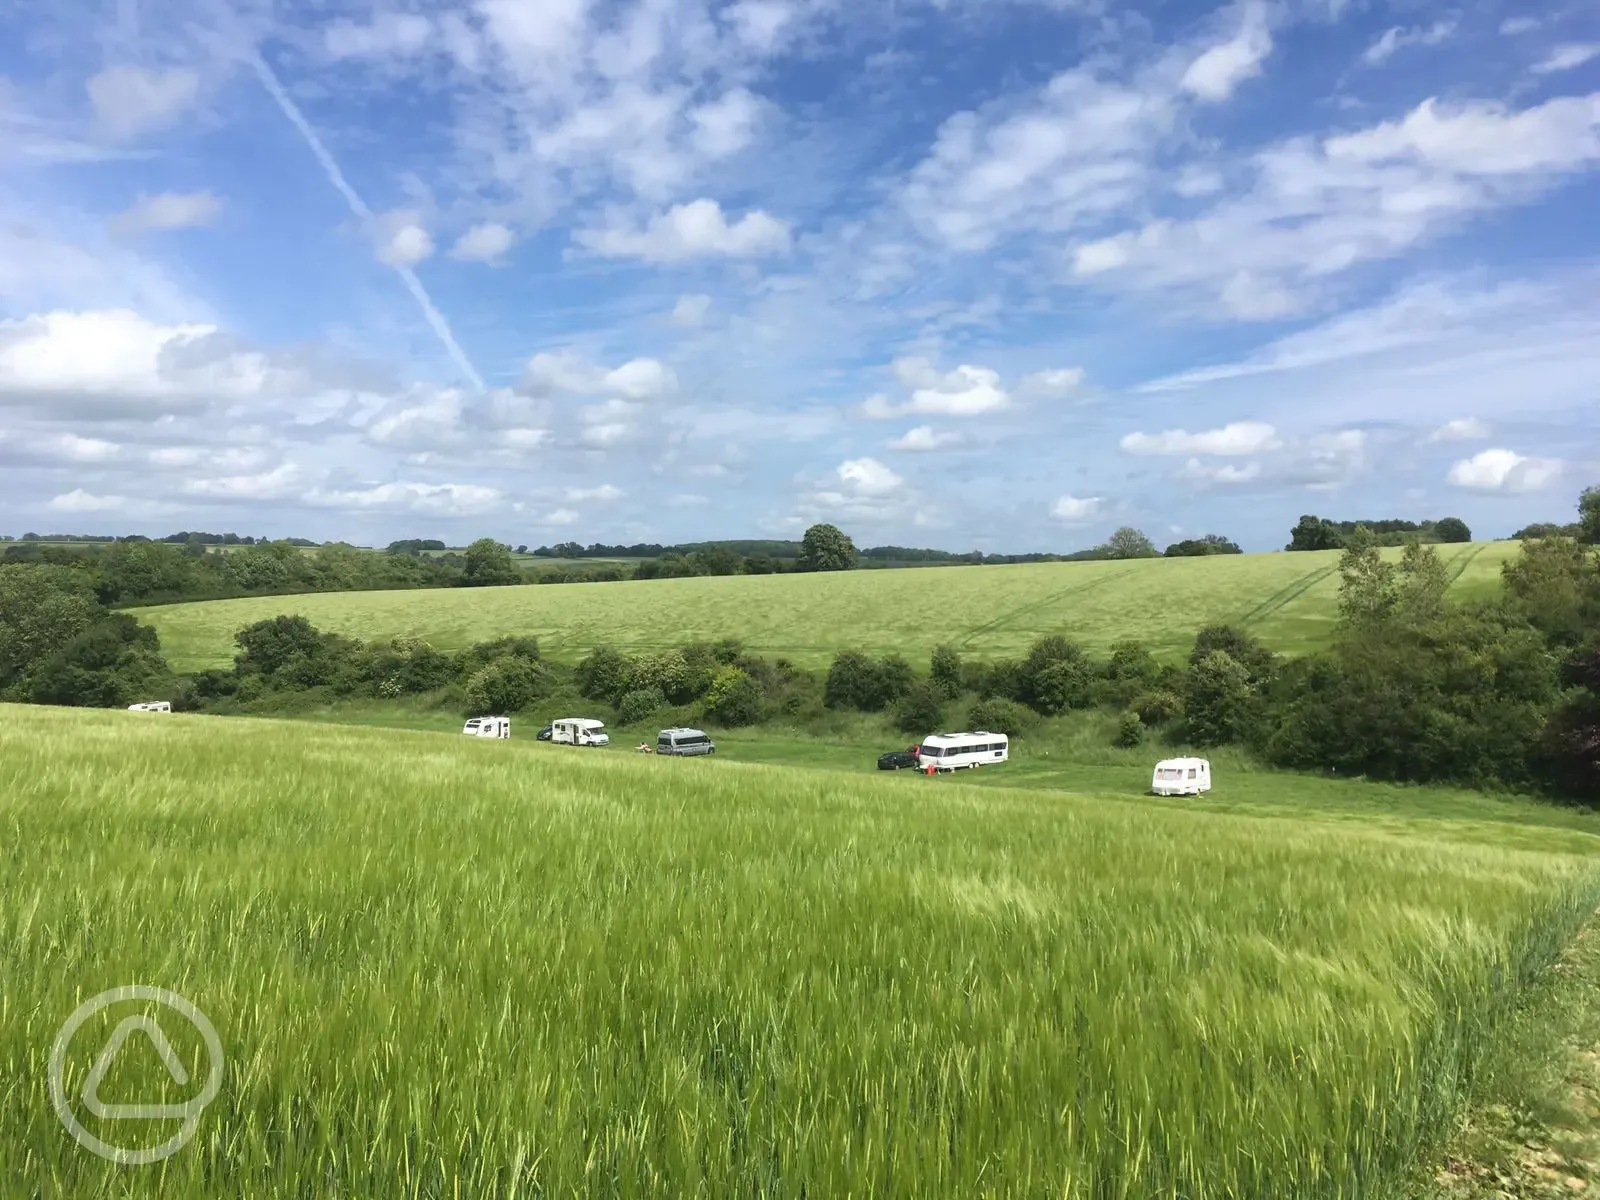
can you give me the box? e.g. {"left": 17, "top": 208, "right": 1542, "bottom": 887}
{"left": 134, "top": 541, "right": 1519, "bottom": 672}
{"left": 2, "top": 703, "right": 1595, "bottom": 1198}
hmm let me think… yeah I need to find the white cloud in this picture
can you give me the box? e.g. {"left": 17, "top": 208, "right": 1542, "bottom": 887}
{"left": 1051, "top": 494, "right": 1103, "bottom": 523}
{"left": 1446, "top": 448, "right": 1564, "bottom": 493}
{"left": 377, "top": 213, "right": 435, "bottom": 267}
{"left": 1178, "top": 459, "right": 1262, "bottom": 486}
{"left": 113, "top": 192, "right": 222, "bottom": 234}
{"left": 499, "top": 427, "right": 549, "bottom": 451}
{"left": 450, "top": 222, "right": 516, "bottom": 263}
{"left": 577, "top": 200, "right": 792, "bottom": 262}
{"left": 688, "top": 88, "right": 764, "bottom": 159}
{"left": 889, "top": 426, "right": 962, "bottom": 452}
{"left": 581, "top": 422, "right": 632, "bottom": 447}
{"left": 1534, "top": 45, "right": 1600, "bottom": 75}
{"left": 86, "top": 66, "right": 199, "bottom": 139}
{"left": 1019, "top": 367, "right": 1085, "bottom": 398}
{"left": 47, "top": 434, "right": 120, "bottom": 462}
{"left": 1181, "top": 3, "right": 1273, "bottom": 102}
{"left": 183, "top": 463, "right": 304, "bottom": 501}
{"left": 1361, "top": 22, "right": 1455, "bottom": 67}
{"left": 837, "top": 457, "right": 903, "bottom": 496}
{"left": 864, "top": 358, "right": 1010, "bottom": 418}
{"left": 1120, "top": 421, "right": 1281, "bottom": 456}
{"left": 535, "top": 507, "right": 581, "bottom": 526}
{"left": 324, "top": 13, "right": 433, "bottom": 59}
{"left": 724, "top": 0, "right": 795, "bottom": 54}
{"left": 565, "top": 484, "right": 623, "bottom": 502}
{"left": 1067, "top": 93, "right": 1600, "bottom": 318}
{"left": 668, "top": 492, "right": 710, "bottom": 506}
{"left": 48, "top": 489, "right": 125, "bottom": 513}
{"left": 1428, "top": 417, "right": 1491, "bottom": 443}
{"left": 365, "top": 388, "right": 467, "bottom": 450}
{"left": 0, "top": 310, "right": 284, "bottom": 413}
{"left": 305, "top": 481, "right": 502, "bottom": 514}
{"left": 670, "top": 294, "right": 713, "bottom": 327}
{"left": 1501, "top": 17, "right": 1541, "bottom": 35}
{"left": 518, "top": 351, "right": 677, "bottom": 401}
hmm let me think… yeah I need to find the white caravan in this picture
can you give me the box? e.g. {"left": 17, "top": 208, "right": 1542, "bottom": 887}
{"left": 552, "top": 718, "right": 610, "bottom": 747}
{"left": 917, "top": 731, "right": 1009, "bottom": 773}
{"left": 127, "top": 701, "right": 172, "bottom": 713}
{"left": 1151, "top": 757, "right": 1211, "bottom": 796}
{"left": 463, "top": 716, "right": 511, "bottom": 739}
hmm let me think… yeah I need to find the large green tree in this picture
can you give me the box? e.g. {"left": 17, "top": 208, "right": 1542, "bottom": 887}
{"left": 1102, "top": 527, "right": 1158, "bottom": 559}
{"left": 798, "top": 524, "right": 858, "bottom": 572}
{"left": 1580, "top": 486, "right": 1600, "bottom": 545}
{"left": 462, "top": 539, "right": 523, "bottom": 587}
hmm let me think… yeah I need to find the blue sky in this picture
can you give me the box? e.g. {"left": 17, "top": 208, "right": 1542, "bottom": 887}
{"left": 0, "top": 0, "right": 1596, "bottom": 552}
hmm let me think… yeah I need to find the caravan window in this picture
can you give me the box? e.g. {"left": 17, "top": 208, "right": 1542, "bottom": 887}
{"left": 922, "top": 746, "right": 942, "bottom": 757}
{"left": 1187, "top": 768, "right": 1197, "bottom": 778}
{"left": 1159, "top": 768, "right": 1181, "bottom": 780}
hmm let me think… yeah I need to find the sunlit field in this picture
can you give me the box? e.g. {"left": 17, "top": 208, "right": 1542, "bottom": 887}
{"left": 3, "top": 702, "right": 1595, "bottom": 1197}
{"left": 134, "top": 541, "right": 1518, "bottom": 672}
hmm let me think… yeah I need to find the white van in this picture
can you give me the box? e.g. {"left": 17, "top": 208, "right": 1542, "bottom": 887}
{"left": 1152, "top": 757, "right": 1211, "bottom": 796}
{"left": 552, "top": 718, "right": 610, "bottom": 747}
{"left": 657, "top": 728, "right": 716, "bottom": 757}
{"left": 917, "top": 731, "right": 1009, "bottom": 772}
{"left": 127, "top": 701, "right": 172, "bottom": 713}
{"left": 463, "top": 716, "right": 510, "bottom": 739}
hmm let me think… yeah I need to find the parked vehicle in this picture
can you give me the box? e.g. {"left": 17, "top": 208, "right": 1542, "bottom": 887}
{"left": 917, "top": 731, "right": 1008, "bottom": 772}
{"left": 551, "top": 718, "right": 610, "bottom": 747}
{"left": 463, "top": 716, "right": 510, "bottom": 739}
{"left": 127, "top": 701, "right": 172, "bottom": 713}
{"left": 877, "top": 746, "right": 919, "bottom": 770}
{"left": 657, "top": 728, "right": 716, "bottom": 756}
{"left": 1151, "top": 757, "right": 1211, "bottom": 796}
{"left": 536, "top": 725, "right": 554, "bottom": 741}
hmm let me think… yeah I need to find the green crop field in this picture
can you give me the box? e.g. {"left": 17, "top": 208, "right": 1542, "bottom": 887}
{"left": 133, "top": 541, "right": 1520, "bottom": 673}
{"left": 3, "top": 704, "right": 1597, "bottom": 1197}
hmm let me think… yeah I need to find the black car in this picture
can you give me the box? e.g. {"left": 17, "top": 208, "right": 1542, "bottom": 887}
{"left": 536, "top": 725, "right": 553, "bottom": 741}
{"left": 877, "top": 747, "right": 920, "bottom": 771}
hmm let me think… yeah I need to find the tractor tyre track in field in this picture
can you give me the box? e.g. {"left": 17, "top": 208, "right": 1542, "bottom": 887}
{"left": 1237, "top": 563, "right": 1341, "bottom": 629}
{"left": 1447, "top": 541, "right": 1488, "bottom": 583}
{"left": 957, "top": 568, "right": 1139, "bottom": 649}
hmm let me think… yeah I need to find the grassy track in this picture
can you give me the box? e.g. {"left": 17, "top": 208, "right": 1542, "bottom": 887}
{"left": 133, "top": 542, "right": 1521, "bottom": 672}
{"left": 2, "top": 703, "right": 1597, "bottom": 1197}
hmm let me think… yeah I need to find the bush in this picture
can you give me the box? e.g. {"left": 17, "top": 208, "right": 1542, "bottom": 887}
{"left": 1184, "top": 651, "right": 1254, "bottom": 747}
{"left": 706, "top": 666, "right": 764, "bottom": 727}
{"left": 895, "top": 680, "right": 946, "bottom": 735}
{"left": 463, "top": 658, "right": 548, "bottom": 716}
{"left": 1134, "top": 690, "right": 1184, "bottom": 727}
{"left": 824, "top": 652, "right": 914, "bottom": 712}
{"left": 1031, "top": 658, "right": 1094, "bottom": 715}
{"left": 930, "top": 644, "right": 963, "bottom": 700}
{"left": 1114, "top": 711, "right": 1145, "bottom": 748}
{"left": 617, "top": 686, "right": 667, "bottom": 725}
{"left": 967, "top": 698, "right": 1033, "bottom": 738}
{"left": 576, "top": 647, "right": 632, "bottom": 703}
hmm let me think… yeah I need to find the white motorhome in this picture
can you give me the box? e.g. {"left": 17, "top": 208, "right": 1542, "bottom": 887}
{"left": 551, "top": 718, "right": 610, "bottom": 747}
{"left": 1151, "top": 757, "right": 1211, "bottom": 796}
{"left": 127, "top": 701, "right": 172, "bottom": 713}
{"left": 917, "top": 731, "right": 1009, "bottom": 772}
{"left": 463, "top": 716, "right": 511, "bottom": 739}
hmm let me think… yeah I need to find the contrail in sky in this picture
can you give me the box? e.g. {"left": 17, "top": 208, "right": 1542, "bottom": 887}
{"left": 248, "top": 52, "right": 487, "bottom": 393}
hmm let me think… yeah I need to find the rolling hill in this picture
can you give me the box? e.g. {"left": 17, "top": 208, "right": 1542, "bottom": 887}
{"left": 135, "top": 541, "right": 1520, "bottom": 673}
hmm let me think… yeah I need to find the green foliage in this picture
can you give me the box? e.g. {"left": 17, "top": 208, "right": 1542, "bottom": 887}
{"left": 617, "top": 686, "right": 668, "bottom": 725}
{"left": 0, "top": 564, "right": 100, "bottom": 695}
{"left": 1165, "top": 535, "right": 1243, "bottom": 557}
{"left": 233, "top": 615, "right": 327, "bottom": 676}
{"left": 626, "top": 651, "right": 701, "bottom": 705}
{"left": 1114, "top": 711, "right": 1145, "bottom": 748}
{"left": 1134, "top": 690, "right": 1184, "bottom": 727}
{"left": 1189, "top": 625, "right": 1277, "bottom": 687}
{"left": 1102, "top": 526, "right": 1158, "bottom": 560}
{"left": 1502, "top": 537, "right": 1600, "bottom": 646}
{"left": 1581, "top": 486, "right": 1600, "bottom": 545}
{"left": 1031, "top": 658, "right": 1094, "bottom": 716}
{"left": 1288, "top": 515, "right": 1344, "bottom": 552}
{"left": 797, "top": 523, "right": 858, "bottom": 572}
{"left": 1434, "top": 517, "right": 1472, "bottom": 543}
{"left": 27, "top": 613, "right": 168, "bottom": 708}
{"left": 1105, "top": 640, "right": 1161, "bottom": 705}
{"left": 966, "top": 697, "right": 1034, "bottom": 737}
{"left": 463, "top": 657, "right": 548, "bottom": 716}
{"left": 705, "top": 666, "right": 764, "bottom": 727}
{"left": 462, "top": 539, "right": 523, "bottom": 587}
{"left": 1184, "top": 651, "right": 1256, "bottom": 747}
{"left": 576, "top": 647, "right": 633, "bottom": 703}
{"left": 1540, "top": 644, "right": 1600, "bottom": 793}
{"left": 895, "top": 680, "right": 946, "bottom": 735}
{"left": 824, "top": 651, "right": 914, "bottom": 712}
{"left": 929, "top": 643, "right": 963, "bottom": 700}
